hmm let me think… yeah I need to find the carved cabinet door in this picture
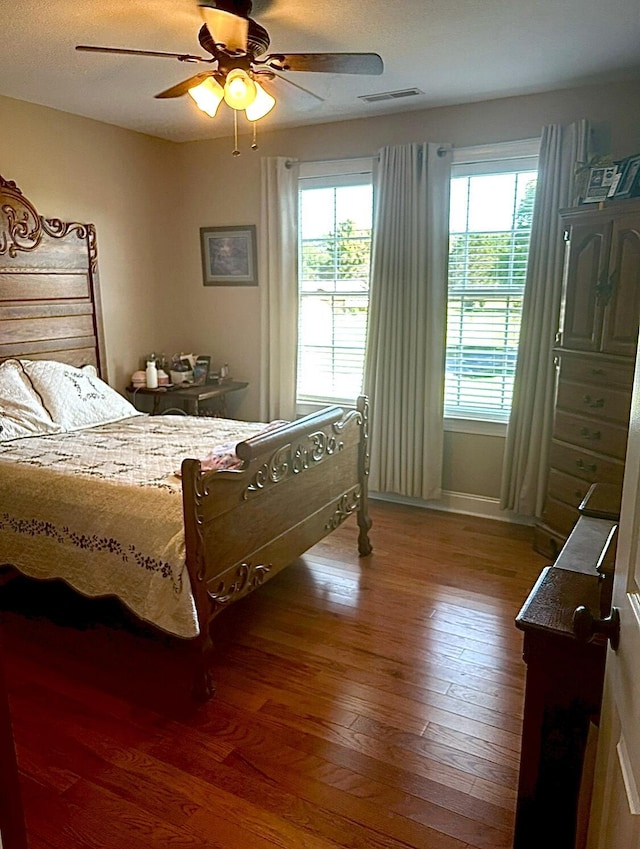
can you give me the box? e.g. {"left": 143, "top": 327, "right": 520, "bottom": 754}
{"left": 600, "top": 211, "right": 640, "bottom": 358}
{"left": 561, "top": 218, "right": 611, "bottom": 353}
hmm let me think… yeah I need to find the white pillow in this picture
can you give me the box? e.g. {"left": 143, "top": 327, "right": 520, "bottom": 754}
{"left": 0, "top": 359, "right": 61, "bottom": 441}
{"left": 21, "top": 360, "right": 142, "bottom": 431}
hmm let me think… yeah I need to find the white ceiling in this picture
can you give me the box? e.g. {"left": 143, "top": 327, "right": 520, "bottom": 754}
{"left": 1, "top": 0, "right": 639, "bottom": 143}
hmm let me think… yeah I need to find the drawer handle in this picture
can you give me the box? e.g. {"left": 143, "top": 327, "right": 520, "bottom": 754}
{"left": 580, "top": 427, "right": 601, "bottom": 440}
{"left": 583, "top": 394, "right": 605, "bottom": 408}
{"left": 576, "top": 459, "right": 597, "bottom": 472}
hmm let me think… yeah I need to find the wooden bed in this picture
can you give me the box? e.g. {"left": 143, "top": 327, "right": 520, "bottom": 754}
{"left": 0, "top": 174, "right": 372, "bottom": 700}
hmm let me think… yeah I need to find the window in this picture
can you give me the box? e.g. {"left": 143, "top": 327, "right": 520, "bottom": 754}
{"left": 297, "top": 160, "right": 373, "bottom": 406}
{"left": 445, "top": 140, "right": 539, "bottom": 423}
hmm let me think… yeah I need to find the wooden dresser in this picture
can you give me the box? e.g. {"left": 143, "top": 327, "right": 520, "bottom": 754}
{"left": 534, "top": 198, "right": 640, "bottom": 559}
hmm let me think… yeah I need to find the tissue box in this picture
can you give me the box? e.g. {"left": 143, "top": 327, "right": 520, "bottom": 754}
{"left": 170, "top": 369, "right": 193, "bottom": 384}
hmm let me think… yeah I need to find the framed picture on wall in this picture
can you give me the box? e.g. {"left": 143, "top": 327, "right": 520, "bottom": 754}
{"left": 200, "top": 225, "right": 258, "bottom": 286}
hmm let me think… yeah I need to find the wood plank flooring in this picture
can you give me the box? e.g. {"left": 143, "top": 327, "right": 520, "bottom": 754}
{"left": 0, "top": 500, "right": 548, "bottom": 849}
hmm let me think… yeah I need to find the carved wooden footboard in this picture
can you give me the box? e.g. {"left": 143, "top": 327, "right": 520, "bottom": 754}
{"left": 181, "top": 396, "right": 372, "bottom": 699}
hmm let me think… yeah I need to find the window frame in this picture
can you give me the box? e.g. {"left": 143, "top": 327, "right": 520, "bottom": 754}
{"left": 445, "top": 138, "right": 540, "bottom": 430}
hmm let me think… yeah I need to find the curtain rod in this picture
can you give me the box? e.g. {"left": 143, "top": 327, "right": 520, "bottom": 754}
{"left": 285, "top": 154, "right": 375, "bottom": 169}
{"left": 285, "top": 146, "right": 452, "bottom": 168}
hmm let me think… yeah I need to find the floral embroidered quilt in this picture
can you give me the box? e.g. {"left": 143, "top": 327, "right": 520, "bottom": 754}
{"left": 0, "top": 415, "right": 273, "bottom": 638}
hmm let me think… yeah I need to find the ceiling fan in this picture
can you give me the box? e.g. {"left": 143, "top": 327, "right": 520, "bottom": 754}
{"left": 76, "top": 0, "right": 384, "bottom": 152}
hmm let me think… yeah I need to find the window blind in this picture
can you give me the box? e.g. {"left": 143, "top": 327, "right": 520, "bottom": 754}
{"left": 445, "top": 163, "right": 538, "bottom": 422}
{"left": 297, "top": 170, "right": 373, "bottom": 404}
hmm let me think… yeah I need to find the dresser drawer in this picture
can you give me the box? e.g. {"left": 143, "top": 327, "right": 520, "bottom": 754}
{"left": 533, "top": 522, "right": 567, "bottom": 560}
{"left": 556, "top": 380, "right": 632, "bottom": 425}
{"left": 554, "top": 411, "right": 629, "bottom": 460}
{"left": 549, "top": 440, "right": 625, "bottom": 485}
{"left": 558, "top": 355, "right": 635, "bottom": 390}
{"left": 542, "top": 496, "right": 580, "bottom": 538}
{"left": 547, "top": 468, "right": 593, "bottom": 509}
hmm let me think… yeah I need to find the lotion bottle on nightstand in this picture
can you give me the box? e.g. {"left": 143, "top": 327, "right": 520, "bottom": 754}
{"left": 146, "top": 359, "right": 158, "bottom": 389}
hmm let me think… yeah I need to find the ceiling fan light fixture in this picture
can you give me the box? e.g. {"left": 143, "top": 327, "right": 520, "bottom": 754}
{"left": 223, "top": 68, "right": 257, "bottom": 110}
{"left": 77, "top": 7, "right": 383, "bottom": 154}
{"left": 245, "top": 80, "right": 275, "bottom": 121}
{"left": 188, "top": 77, "right": 224, "bottom": 117}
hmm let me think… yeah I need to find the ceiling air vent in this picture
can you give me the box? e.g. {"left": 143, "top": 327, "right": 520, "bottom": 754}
{"left": 358, "top": 88, "right": 423, "bottom": 103}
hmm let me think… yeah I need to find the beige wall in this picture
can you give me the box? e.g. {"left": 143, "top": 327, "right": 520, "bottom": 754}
{"left": 2, "top": 79, "right": 639, "bottom": 502}
{"left": 0, "top": 95, "right": 182, "bottom": 388}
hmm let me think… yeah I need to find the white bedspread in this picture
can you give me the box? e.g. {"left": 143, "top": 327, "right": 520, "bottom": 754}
{"left": 0, "top": 415, "right": 271, "bottom": 638}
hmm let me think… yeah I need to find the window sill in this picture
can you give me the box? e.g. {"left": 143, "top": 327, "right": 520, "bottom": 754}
{"left": 296, "top": 399, "right": 355, "bottom": 417}
{"left": 444, "top": 417, "right": 507, "bottom": 437}
{"left": 297, "top": 409, "right": 509, "bottom": 436}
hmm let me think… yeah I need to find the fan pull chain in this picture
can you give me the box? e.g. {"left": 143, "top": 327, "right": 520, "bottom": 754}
{"left": 232, "top": 110, "right": 240, "bottom": 156}
{"left": 251, "top": 121, "right": 258, "bottom": 151}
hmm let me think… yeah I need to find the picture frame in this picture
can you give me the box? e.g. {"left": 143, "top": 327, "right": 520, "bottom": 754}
{"left": 193, "top": 355, "right": 211, "bottom": 385}
{"left": 200, "top": 225, "right": 258, "bottom": 286}
{"left": 613, "top": 155, "right": 640, "bottom": 200}
{"left": 582, "top": 165, "right": 619, "bottom": 203}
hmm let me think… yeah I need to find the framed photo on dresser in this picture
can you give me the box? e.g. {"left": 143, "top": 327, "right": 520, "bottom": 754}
{"left": 582, "top": 165, "right": 619, "bottom": 203}
{"left": 613, "top": 154, "right": 640, "bottom": 200}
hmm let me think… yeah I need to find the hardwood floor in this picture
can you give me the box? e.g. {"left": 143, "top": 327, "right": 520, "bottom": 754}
{"left": 0, "top": 500, "right": 547, "bottom": 849}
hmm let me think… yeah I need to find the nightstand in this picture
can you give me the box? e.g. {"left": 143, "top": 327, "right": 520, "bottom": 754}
{"left": 127, "top": 380, "right": 248, "bottom": 417}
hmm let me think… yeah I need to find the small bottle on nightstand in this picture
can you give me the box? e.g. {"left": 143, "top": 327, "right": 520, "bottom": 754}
{"left": 146, "top": 359, "right": 158, "bottom": 389}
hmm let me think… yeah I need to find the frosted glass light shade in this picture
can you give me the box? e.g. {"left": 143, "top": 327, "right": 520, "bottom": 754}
{"left": 245, "top": 81, "right": 276, "bottom": 121}
{"left": 188, "top": 77, "right": 224, "bottom": 117}
{"left": 223, "top": 69, "right": 257, "bottom": 110}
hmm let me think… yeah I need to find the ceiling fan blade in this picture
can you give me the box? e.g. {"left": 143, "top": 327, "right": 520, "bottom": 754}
{"left": 76, "top": 45, "right": 207, "bottom": 62}
{"left": 199, "top": 6, "right": 249, "bottom": 53}
{"left": 268, "top": 72, "right": 325, "bottom": 103}
{"left": 155, "top": 72, "right": 216, "bottom": 99}
{"left": 263, "top": 53, "right": 383, "bottom": 75}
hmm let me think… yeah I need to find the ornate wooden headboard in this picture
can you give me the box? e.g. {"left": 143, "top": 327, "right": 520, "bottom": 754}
{"left": 0, "top": 175, "right": 107, "bottom": 380}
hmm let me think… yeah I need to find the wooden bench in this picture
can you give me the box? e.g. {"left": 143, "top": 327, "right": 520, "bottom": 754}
{"left": 513, "top": 483, "right": 620, "bottom": 849}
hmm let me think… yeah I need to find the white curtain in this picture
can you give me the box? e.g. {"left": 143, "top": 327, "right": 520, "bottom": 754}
{"left": 364, "top": 142, "right": 452, "bottom": 500}
{"left": 259, "top": 156, "right": 299, "bottom": 421}
{"left": 500, "top": 119, "right": 590, "bottom": 516}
